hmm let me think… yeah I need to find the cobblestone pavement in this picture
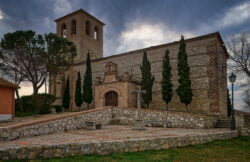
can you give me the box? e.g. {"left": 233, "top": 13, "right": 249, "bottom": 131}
{"left": 0, "top": 125, "right": 232, "bottom": 150}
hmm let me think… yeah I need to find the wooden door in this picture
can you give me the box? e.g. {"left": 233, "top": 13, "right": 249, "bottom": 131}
{"left": 105, "top": 91, "right": 118, "bottom": 106}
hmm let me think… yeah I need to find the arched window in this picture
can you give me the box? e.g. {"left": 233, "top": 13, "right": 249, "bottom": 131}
{"left": 94, "top": 26, "right": 99, "bottom": 40}
{"left": 61, "top": 23, "right": 67, "bottom": 38}
{"left": 108, "top": 64, "right": 112, "bottom": 71}
{"left": 85, "top": 20, "right": 90, "bottom": 36}
{"left": 71, "top": 19, "right": 76, "bottom": 35}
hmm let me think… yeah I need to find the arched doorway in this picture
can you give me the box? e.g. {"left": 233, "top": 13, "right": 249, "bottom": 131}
{"left": 105, "top": 91, "right": 118, "bottom": 106}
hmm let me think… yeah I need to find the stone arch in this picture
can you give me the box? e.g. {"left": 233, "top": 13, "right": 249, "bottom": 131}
{"left": 104, "top": 91, "right": 118, "bottom": 106}
{"left": 102, "top": 88, "right": 121, "bottom": 107}
{"left": 71, "top": 19, "right": 76, "bottom": 35}
{"left": 101, "top": 87, "right": 121, "bottom": 99}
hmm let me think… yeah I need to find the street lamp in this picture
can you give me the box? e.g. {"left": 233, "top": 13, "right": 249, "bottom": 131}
{"left": 229, "top": 73, "right": 236, "bottom": 130}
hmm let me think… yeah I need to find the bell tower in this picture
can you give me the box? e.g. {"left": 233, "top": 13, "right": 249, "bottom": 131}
{"left": 55, "top": 9, "right": 105, "bottom": 63}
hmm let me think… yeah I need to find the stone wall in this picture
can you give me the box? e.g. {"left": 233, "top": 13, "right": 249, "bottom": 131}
{"left": 95, "top": 82, "right": 138, "bottom": 108}
{"left": 236, "top": 113, "right": 250, "bottom": 136}
{"left": 0, "top": 107, "right": 220, "bottom": 141}
{"left": 0, "top": 130, "right": 238, "bottom": 160}
{"left": 51, "top": 33, "right": 228, "bottom": 118}
{"left": 0, "top": 108, "right": 112, "bottom": 141}
{"left": 112, "top": 108, "right": 218, "bottom": 129}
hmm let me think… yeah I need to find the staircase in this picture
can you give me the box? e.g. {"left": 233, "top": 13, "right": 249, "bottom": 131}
{"left": 216, "top": 119, "right": 231, "bottom": 128}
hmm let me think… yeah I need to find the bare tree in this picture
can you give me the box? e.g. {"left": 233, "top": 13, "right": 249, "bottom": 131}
{"left": 0, "top": 30, "right": 76, "bottom": 113}
{"left": 243, "top": 80, "right": 250, "bottom": 110}
{"left": 227, "top": 32, "right": 250, "bottom": 110}
{"left": 227, "top": 32, "right": 250, "bottom": 78}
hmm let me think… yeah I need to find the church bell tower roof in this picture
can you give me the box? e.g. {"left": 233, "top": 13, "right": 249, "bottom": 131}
{"left": 54, "top": 9, "right": 105, "bottom": 25}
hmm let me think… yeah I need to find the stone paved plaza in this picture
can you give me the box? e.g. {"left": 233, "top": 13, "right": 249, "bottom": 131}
{"left": 0, "top": 125, "right": 232, "bottom": 148}
{"left": 0, "top": 125, "right": 238, "bottom": 160}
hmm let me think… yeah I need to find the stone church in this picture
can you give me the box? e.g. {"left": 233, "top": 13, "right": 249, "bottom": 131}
{"left": 49, "top": 9, "right": 228, "bottom": 118}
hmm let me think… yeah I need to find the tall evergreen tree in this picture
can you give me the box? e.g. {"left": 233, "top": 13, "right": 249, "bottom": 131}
{"left": 63, "top": 76, "right": 70, "bottom": 110}
{"left": 75, "top": 72, "right": 83, "bottom": 108}
{"left": 162, "top": 49, "right": 173, "bottom": 109}
{"left": 227, "top": 88, "right": 232, "bottom": 117}
{"left": 82, "top": 53, "right": 93, "bottom": 109}
{"left": 176, "top": 36, "right": 193, "bottom": 109}
{"left": 140, "top": 52, "right": 155, "bottom": 107}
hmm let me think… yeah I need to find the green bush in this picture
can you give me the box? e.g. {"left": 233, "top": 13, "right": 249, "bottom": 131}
{"left": 39, "top": 105, "right": 51, "bottom": 114}
{"left": 53, "top": 105, "right": 62, "bottom": 113}
{"left": 15, "top": 95, "right": 34, "bottom": 112}
{"left": 15, "top": 93, "right": 55, "bottom": 115}
{"left": 15, "top": 112, "right": 35, "bottom": 117}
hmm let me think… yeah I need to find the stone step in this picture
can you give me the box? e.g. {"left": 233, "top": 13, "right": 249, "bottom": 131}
{"left": 216, "top": 120, "right": 231, "bottom": 128}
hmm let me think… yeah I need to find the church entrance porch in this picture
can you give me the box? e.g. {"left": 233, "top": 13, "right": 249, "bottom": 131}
{"left": 94, "top": 62, "right": 139, "bottom": 108}
{"left": 105, "top": 91, "right": 118, "bottom": 106}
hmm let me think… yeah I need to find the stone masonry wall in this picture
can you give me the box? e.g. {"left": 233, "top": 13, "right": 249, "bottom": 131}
{"left": 236, "top": 113, "right": 250, "bottom": 136}
{"left": 72, "top": 37, "right": 214, "bottom": 112}
{"left": 0, "top": 108, "right": 112, "bottom": 140}
{"left": 0, "top": 130, "right": 238, "bottom": 160}
{"left": 56, "top": 33, "right": 228, "bottom": 118}
{"left": 0, "top": 107, "right": 220, "bottom": 141}
{"left": 112, "top": 108, "right": 218, "bottom": 129}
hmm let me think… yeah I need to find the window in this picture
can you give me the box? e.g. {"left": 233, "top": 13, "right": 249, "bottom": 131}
{"left": 94, "top": 26, "right": 99, "bottom": 40}
{"left": 108, "top": 64, "right": 112, "bottom": 71}
{"left": 71, "top": 19, "right": 76, "bottom": 35}
{"left": 85, "top": 20, "right": 90, "bottom": 36}
{"left": 61, "top": 23, "right": 67, "bottom": 38}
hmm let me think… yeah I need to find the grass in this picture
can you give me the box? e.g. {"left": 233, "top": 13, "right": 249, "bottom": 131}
{"left": 6, "top": 136, "right": 250, "bottom": 162}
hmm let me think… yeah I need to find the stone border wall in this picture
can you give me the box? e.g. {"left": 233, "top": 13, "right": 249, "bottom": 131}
{"left": 0, "top": 130, "right": 238, "bottom": 160}
{"left": 112, "top": 108, "right": 218, "bottom": 129}
{"left": 0, "top": 108, "right": 112, "bottom": 140}
{"left": 236, "top": 113, "right": 250, "bottom": 136}
{"left": 0, "top": 107, "right": 220, "bottom": 140}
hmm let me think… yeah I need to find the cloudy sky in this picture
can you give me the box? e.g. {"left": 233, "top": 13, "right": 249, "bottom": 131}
{"left": 0, "top": 0, "right": 249, "bottom": 111}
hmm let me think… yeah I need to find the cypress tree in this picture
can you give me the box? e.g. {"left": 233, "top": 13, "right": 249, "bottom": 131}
{"left": 63, "top": 76, "right": 70, "bottom": 110}
{"left": 176, "top": 36, "right": 193, "bottom": 110}
{"left": 75, "top": 72, "right": 83, "bottom": 108}
{"left": 82, "top": 52, "right": 93, "bottom": 109}
{"left": 162, "top": 49, "right": 173, "bottom": 109}
{"left": 227, "top": 88, "right": 232, "bottom": 117}
{"left": 140, "top": 52, "right": 154, "bottom": 107}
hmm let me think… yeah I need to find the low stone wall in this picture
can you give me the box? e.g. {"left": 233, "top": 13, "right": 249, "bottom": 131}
{"left": 236, "top": 113, "right": 250, "bottom": 136}
{"left": 112, "top": 108, "right": 218, "bottom": 128}
{"left": 0, "top": 130, "right": 238, "bottom": 160}
{"left": 0, "top": 108, "right": 112, "bottom": 140}
{"left": 0, "top": 107, "right": 220, "bottom": 141}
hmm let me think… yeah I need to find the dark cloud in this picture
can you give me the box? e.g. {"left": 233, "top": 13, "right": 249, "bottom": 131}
{"left": 0, "top": 0, "right": 55, "bottom": 34}
{"left": 0, "top": 0, "right": 249, "bottom": 109}
{"left": 0, "top": 0, "right": 249, "bottom": 45}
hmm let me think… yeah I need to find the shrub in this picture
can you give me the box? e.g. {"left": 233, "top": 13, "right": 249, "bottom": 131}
{"left": 53, "top": 105, "right": 62, "bottom": 113}
{"left": 15, "top": 93, "right": 55, "bottom": 115}
{"left": 39, "top": 104, "right": 51, "bottom": 114}
{"left": 15, "top": 95, "right": 34, "bottom": 112}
